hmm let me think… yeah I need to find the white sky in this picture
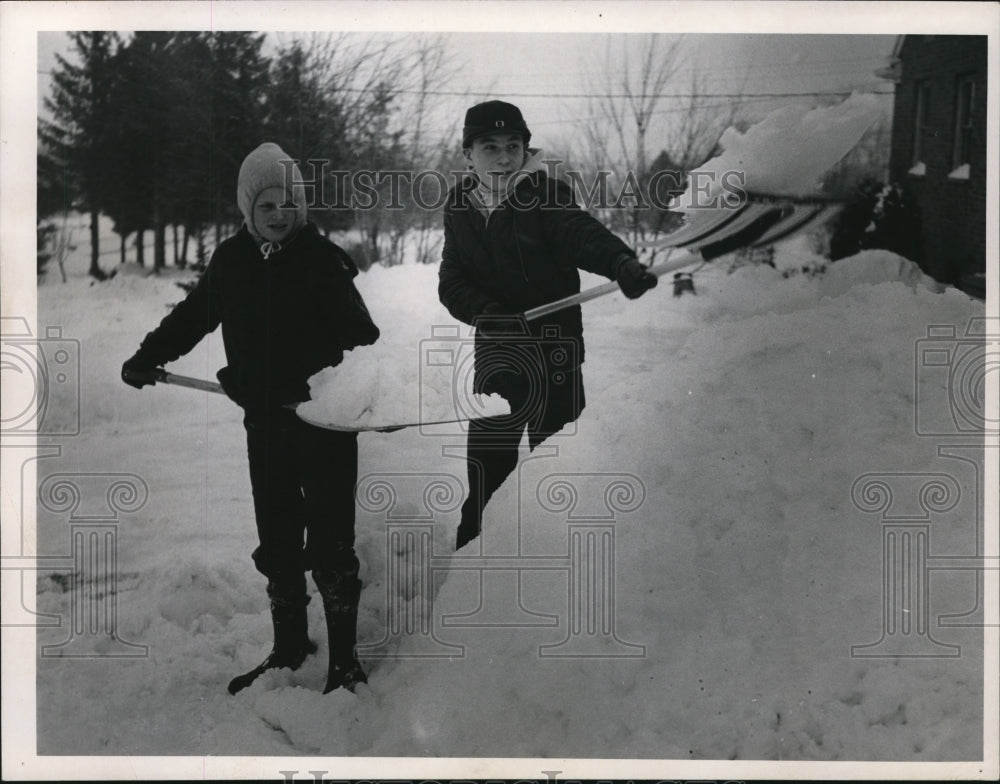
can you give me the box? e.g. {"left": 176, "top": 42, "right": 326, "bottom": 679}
{"left": 36, "top": 29, "right": 896, "bottom": 161}
{"left": 437, "top": 32, "right": 896, "bottom": 149}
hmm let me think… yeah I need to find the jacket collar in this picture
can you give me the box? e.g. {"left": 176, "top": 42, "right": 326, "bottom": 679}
{"left": 466, "top": 149, "right": 547, "bottom": 216}
{"left": 240, "top": 221, "right": 317, "bottom": 260}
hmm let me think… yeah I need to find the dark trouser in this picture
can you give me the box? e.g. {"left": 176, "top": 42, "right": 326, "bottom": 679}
{"left": 227, "top": 408, "right": 363, "bottom": 693}
{"left": 245, "top": 407, "right": 360, "bottom": 584}
{"left": 459, "top": 365, "right": 585, "bottom": 544}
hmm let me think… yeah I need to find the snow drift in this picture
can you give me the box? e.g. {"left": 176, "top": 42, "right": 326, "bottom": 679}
{"left": 28, "top": 233, "right": 988, "bottom": 769}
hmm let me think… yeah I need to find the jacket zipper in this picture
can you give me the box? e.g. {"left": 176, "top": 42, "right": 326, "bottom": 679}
{"left": 472, "top": 182, "right": 529, "bottom": 283}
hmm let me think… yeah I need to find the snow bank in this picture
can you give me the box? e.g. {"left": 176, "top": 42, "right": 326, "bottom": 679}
{"left": 22, "top": 80, "right": 985, "bottom": 766}
{"left": 30, "top": 237, "right": 989, "bottom": 767}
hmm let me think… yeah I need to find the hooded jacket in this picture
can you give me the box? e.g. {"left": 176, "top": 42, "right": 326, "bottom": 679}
{"left": 438, "top": 159, "right": 634, "bottom": 395}
{"left": 130, "top": 222, "right": 380, "bottom": 411}
{"left": 131, "top": 143, "right": 379, "bottom": 410}
{"left": 237, "top": 142, "right": 309, "bottom": 244}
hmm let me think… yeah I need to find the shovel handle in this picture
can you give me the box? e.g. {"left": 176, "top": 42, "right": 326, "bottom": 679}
{"left": 151, "top": 369, "right": 225, "bottom": 394}
{"left": 524, "top": 251, "right": 699, "bottom": 321}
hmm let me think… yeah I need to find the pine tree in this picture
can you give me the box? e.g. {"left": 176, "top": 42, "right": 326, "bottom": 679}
{"left": 265, "top": 39, "right": 352, "bottom": 235}
{"left": 200, "top": 32, "right": 271, "bottom": 241}
{"left": 101, "top": 34, "right": 156, "bottom": 266}
{"left": 37, "top": 147, "right": 71, "bottom": 281}
{"left": 41, "top": 31, "right": 122, "bottom": 281}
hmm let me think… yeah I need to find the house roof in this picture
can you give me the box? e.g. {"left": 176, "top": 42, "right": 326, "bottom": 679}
{"left": 875, "top": 35, "right": 905, "bottom": 82}
{"left": 890, "top": 34, "right": 906, "bottom": 59}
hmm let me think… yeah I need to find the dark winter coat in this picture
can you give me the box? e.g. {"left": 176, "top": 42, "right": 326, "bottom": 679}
{"left": 438, "top": 170, "right": 634, "bottom": 395}
{"left": 131, "top": 222, "right": 379, "bottom": 411}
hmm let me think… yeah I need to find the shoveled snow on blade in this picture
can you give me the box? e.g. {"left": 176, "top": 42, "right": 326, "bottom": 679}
{"left": 297, "top": 268, "right": 510, "bottom": 428}
{"left": 300, "top": 345, "right": 509, "bottom": 431}
{"left": 678, "top": 92, "right": 882, "bottom": 207}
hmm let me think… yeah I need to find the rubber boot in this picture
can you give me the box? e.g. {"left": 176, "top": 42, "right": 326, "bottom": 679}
{"left": 456, "top": 430, "right": 520, "bottom": 550}
{"left": 314, "top": 566, "right": 366, "bottom": 694}
{"left": 228, "top": 575, "right": 317, "bottom": 695}
{"left": 455, "top": 498, "right": 482, "bottom": 550}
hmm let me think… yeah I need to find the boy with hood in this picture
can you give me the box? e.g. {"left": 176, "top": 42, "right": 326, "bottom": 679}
{"left": 122, "top": 143, "right": 380, "bottom": 695}
{"left": 439, "top": 100, "right": 658, "bottom": 550}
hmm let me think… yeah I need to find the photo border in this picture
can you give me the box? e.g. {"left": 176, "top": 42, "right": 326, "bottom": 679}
{"left": 2, "top": 1, "right": 997, "bottom": 781}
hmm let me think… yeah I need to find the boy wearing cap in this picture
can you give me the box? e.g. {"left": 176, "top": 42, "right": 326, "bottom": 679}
{"left": 122, "top": 143, "right": 380, "bottom": 695}
{"left": 439, "top": 101, "right": 658, "bottom": 550}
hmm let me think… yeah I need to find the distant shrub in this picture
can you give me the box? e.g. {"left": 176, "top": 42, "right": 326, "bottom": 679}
{"left": 728, "top": 244, "right": 775, "bottom": 273}
{"left": 781, "top": 259, "right": 827, "bottom": 280}
{"left": 827, "top": 179, "right": 920, "bottom": 262}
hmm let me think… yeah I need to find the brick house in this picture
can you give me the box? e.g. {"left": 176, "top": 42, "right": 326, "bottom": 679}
{"left": 878, "top": 35, "right": 987, "bottom": 295}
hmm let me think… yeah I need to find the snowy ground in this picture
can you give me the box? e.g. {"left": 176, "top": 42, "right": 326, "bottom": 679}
{"left": 19, "top": 221, "right": 993, "bottom": 775}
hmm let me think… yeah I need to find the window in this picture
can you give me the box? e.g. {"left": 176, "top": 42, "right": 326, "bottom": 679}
{"left": 912, "top": 81, "right": 929, "bottom": 167}
{"left": 952, "top": 74, "right": 976, "bottom": 169}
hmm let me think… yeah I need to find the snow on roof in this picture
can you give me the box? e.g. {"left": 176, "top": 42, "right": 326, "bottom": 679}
{"left": 874, "top": 35, "right": 905, "bottom": 82}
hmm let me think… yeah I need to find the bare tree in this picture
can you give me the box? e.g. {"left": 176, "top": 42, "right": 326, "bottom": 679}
{"left": 387, "top": 34, "right": 460, "bottom": 266}
{"left": 295, "top": 32, "right": 459, "bottom": 266}
{"left": 580, "top": 35, "right": 743, "bottom": 255}
{"left": 585, "top": 35, "right": 684, "bottom": 189}
{"left": 295, "top": 33, "right": 430, "bottom": 265}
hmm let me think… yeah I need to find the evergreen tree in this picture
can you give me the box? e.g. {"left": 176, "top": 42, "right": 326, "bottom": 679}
{"left": 265, "top": 39, "right": 353, "bottom": 234}
{"left": 41, "top": 31, "right": 122, "bottom": 280}
{"left": 163, "top": 32, "right": 269, "bottom": 277}
{"left": 101, "top": 33, "right": 159, "bottom": 266}
{"left": 99, "top": 32, "right": 270, "bottom": 271}
{"left": 200, "top": 32, "right": 271, "bottom": 240}
{"left": 37, "top": 148, "right": 68, "bottom": 279}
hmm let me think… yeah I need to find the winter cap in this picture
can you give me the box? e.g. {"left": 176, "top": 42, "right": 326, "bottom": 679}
{"left": 462, "top": 100, "right": 531, "bottom": 149}
{"left": 236, "top": 142, "right": 308, "bottom": 240}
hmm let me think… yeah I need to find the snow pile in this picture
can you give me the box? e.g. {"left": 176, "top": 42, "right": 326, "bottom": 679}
{"left": 679, "top": 92, "right": 881, "bottom": 204}
{"left": 763, "top": 236, "right": 946, "bottom": 295}
{"left": 817, "top": 248, "right": 947, "bottom": 296}
{"left": 28, "top": 235, "right": 989, "bottom": 770}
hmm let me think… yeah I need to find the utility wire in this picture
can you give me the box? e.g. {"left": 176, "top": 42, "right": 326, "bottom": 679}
{"left": 36, "top": 70, "right": 893, "bottom": 99}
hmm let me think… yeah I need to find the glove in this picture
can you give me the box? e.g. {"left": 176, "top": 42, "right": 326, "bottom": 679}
{"left": 615, "top": 256, "right": 658, "bottom": 299}
{"left": 121, "top": 354, "right": 159, "bottom": 389}
{"left": 474, "top": 303, "right": 526, "bottom": 338}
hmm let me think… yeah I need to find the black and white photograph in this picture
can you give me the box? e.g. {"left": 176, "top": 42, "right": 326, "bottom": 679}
{"left": 1, "top": 1, "right": 997, "bottom": 780}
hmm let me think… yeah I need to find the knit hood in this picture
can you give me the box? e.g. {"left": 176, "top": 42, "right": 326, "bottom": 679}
{"left": 236, "top": 143, "right": 309, "bottom": 243}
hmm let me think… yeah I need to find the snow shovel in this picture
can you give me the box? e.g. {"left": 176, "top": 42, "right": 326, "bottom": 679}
{"left": 137, "top": 369, "right": 480, "bottom": 433}
{"left": 133, "top": 368, "right": 225, "bottom": 394}
{"left": 133, "top": 191, "right": 842, "bottom": 430}
{"left": 525, "top": 191, "right": 842, "bottom": 321}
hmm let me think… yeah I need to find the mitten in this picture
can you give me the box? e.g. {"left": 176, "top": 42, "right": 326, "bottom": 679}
{"left": 474, "top": 302, "right": 526, "bottom": 338}
{"left": 121, "top": 354, "right": 159, "bottom": 389}
{"left": 615, "top": 256, "right": 658, "bottom": 299}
